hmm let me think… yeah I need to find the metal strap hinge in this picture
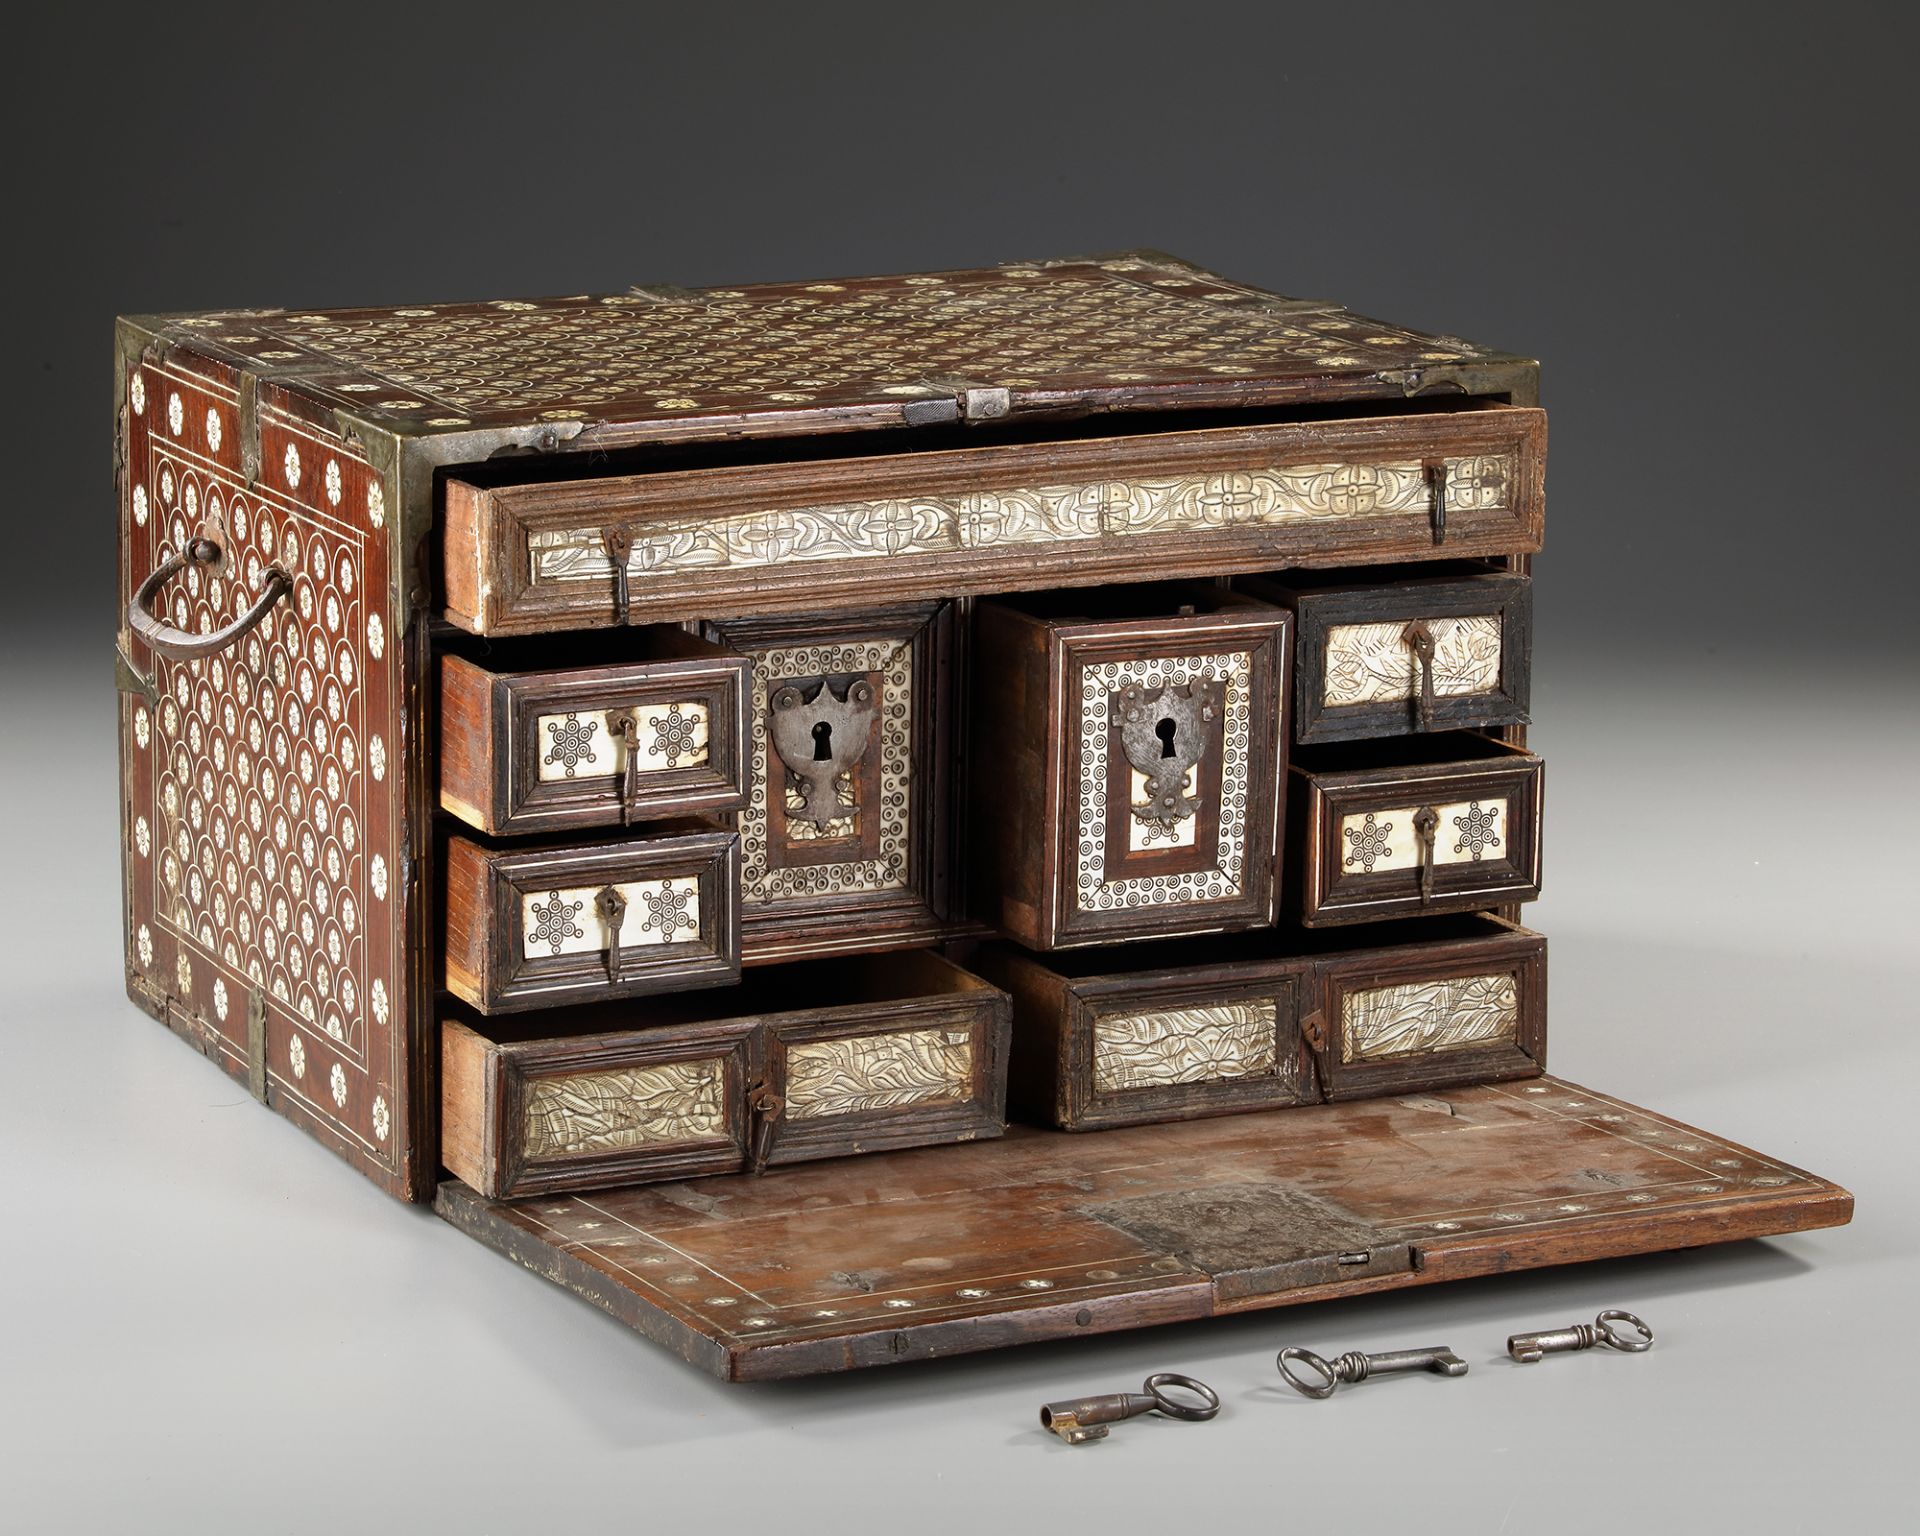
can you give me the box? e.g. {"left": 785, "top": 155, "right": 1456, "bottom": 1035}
{"left": 246, "top": 985, "right": 270, "bottom": 1105}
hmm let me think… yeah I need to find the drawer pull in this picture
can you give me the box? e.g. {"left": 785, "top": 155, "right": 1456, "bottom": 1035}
{"left": 594, "top": 885, "right": 628, "bottom": 983}
{"left": 1299, "top": 1009, "right": 1328, "bottom": 1053}
{"left": 747, "top": 1080, "right": 785, "bottom": 1175}
{"left": 610, "top": 712, "right": 641, "bottom": 826}
{"left": 1113, "top": 677, "right": 1220, "bottom": 825}
{"left": 603, "top": 528, "right": 632, "bottom": 626}
{"left": 769, "top": 677, "right": 876, "bottom": 828}
{"left": 1402, "top": 619, "right": 1437, "bottom": 731}
{"left": 1425, "top": 458, "right": 1447, "bottom": 545}
{"left": 1413, "top": 805, "right": 1439, "bottom": 903}
{"left": 129, "top": 536, "right": 293, "bottom": 662}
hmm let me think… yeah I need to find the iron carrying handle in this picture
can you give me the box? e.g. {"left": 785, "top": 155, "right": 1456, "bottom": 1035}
{"left": 129, "top": 537, "right": 293, "bottom": 661}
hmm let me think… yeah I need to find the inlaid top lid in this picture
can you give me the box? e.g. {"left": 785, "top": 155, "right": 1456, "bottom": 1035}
{"left": 127, "top": 251, "right": 1532, "bottom": 448}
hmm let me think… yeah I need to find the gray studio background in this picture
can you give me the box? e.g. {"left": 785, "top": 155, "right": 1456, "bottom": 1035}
{"left": 4, "top": 6, "right": 1914, "bottom": 1533}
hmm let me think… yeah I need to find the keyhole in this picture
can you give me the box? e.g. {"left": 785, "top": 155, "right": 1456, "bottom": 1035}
{"left": 1156, "top": 717, "right": 1178, "bottom": 758}
{"left": 812, "top": 720, "right": 834, "bottom": 761}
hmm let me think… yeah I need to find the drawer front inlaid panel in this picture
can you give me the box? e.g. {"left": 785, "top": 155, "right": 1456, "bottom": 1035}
{"left": 1076, "top": 649, "right": 1254, "bottom": 914}
{"left": 1321, "top": 616, "right": 1502, "bottom": 707}
{"left": 519, "top": 878, "right": 701, "bottom": 960}
{"left": 534, "top": 700, "right": 711, "bottom": 781}
{"left": 784, "top": 1025, "right": 974, "bottom": 1120}
{"left": 1091, "top": 1000, "right": 1280, "bottom": 1093}
{"left": 522, "top": 1058, "right": 730, "bottom": 1159}
{"left": 1339, "top": 798, "right": 1508, "bottom": 873}
{"left": 1341, "top": 972, "right": 1519, "bottom": 1062}
{"left": 444, "top": 830, "right": 740, "bottom": 1014}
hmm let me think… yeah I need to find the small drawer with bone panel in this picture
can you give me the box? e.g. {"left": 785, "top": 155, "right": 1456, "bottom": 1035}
{"left": 438, "top": 631, "right": 751, "bottom": 836}
{"left": 443, "top": 827, "right": 740, "bottom": 1014}
{"left": 1243, "top": 567, "right": 1530, "bottom": 745}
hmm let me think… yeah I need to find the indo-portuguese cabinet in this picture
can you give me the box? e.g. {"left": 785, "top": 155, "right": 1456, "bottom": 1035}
{"left": 114, "top": 252, "right": 1849, "bottom": 1380}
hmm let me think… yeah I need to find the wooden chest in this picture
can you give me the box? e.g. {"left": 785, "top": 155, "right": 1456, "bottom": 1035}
{"left": 113, "top": 252, "right": 1848, "bottom": 1378}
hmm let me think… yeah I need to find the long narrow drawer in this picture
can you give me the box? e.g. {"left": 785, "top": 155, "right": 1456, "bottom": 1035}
{"left": 440, "top": 950, "right": 1011, "bottom": 1198}
{"left": 444, "top": 829, "right": 740, "bottom": 1013}
{"left": 1293, "top": 732, "right": 1543, "bottom": 925}
{"left": 442, "top": 406, "right": 1547, "bottom": 634}
{"left": 439, "top": 632, "right": 751, "bottom": 835}
{"left": 972, "top": 914, "right": 1545, "bottom": 1128}
{"left": 1246, "top": 568, "right": 1531, "bottom": 743}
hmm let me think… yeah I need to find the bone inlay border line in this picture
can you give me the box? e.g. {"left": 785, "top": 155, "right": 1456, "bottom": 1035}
{"left": 527, "top": 455, "right": 1513, "bottom": 584}
{"left": 1342, "top": 973, "right": 1519, "bottom": 1063}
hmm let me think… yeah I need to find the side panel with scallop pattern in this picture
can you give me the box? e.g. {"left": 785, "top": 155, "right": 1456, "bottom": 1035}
{"left": 120, "top": 351, "right": 410, "bottom": 1193}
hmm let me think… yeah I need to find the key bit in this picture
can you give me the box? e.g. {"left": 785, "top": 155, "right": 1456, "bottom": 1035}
{"left": 1278, "top": 1344, "right": 1469, "bottom": 1399}
{"left": 1040, "top": 1373, "right": 1219, "bottom": 1445}
{"left": 1508, "top": 1309, "right": 1654, "bottom": 1363}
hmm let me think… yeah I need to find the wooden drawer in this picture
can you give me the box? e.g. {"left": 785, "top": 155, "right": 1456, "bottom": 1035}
{"left": 1292, "top": 732, "right": 1543, "bottom": 925}
{"left": 444, "top": 828, "right": 740, "bottom": 1014}
{"left": 438, "top": 631, "right": 751, "bottom": 836}
{"left": 704, "top": 602, "right": 954, "bottom": 963}
{"left": 1245, "top": 568, "right": 1531, "bottom": 744}
{"left": 1311, "top": 917, "right": 1546, "bottom": 1099}
{"left": 440, "top": 950, "right": 1010, "bottom": 1198}
{"left": 972, "top": 913, "right": 1543, "bottom": 1127}
{"left": 971, "top": 941, "right": 1314, "bottom": 1130}
{"left": 970, "top": 586, "right": 1288, "bottom": 950}
{"left": 441, "top": 406, "right": 1547, "bottom": 634}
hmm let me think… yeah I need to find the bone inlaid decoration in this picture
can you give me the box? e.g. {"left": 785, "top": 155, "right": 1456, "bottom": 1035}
{"left": 534, "top": 702, "right": 710, "bottom": 782}
{"left": 1322, "top": 615, "right": 1502, "bottom": 707}
{"left": 527, "top": 454, "right": 1514, "bottom": 587}
{"left": 1340, "top": 798, "right": 1508, "bottom": 874}
{"left": 1342, "top": 973, "right": 1519, "bottom": 1063}
{"left": 521, "top": 878, "right": 700, "bottom": 959}
{"left": 1093, "top": 1001, "right": 1279, "bottom": 1092}
{"left": 740, "top": 640, "right": 912, "bottom": 902}
{"left": 1077, "top": 652, "right": 1251, "bottom": 911}
{"left": 522, "top": 1060, "right": 729, "bottom": 1159}
{"left": 783, "top": 1026, "right": 973, "bottom": 1120}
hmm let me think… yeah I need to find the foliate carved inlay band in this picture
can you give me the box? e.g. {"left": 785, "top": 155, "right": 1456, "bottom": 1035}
{"left": 527, "top": 456, "right": 1512, "bottom": 585}
{"left": 1342, "top": 973, "right": 1519, "bottom": 1063}
{"left": 740, "top": 640, "right": 912, "bottom": 903}
{"left": 1092, "top": 1002, "right": 1279, "bottom": 1093}
{"left": 783, "top": 1027, "right": 973, "bottom": 1120}
{"left": 1078, "top": 653, "right": 1252, "bottom": 911}
{"left": 1322, "top": 615, "right": 1502, "bottom": 707}
{"left": 523, "top": 1060, "right": 729, "bottom": 1159}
